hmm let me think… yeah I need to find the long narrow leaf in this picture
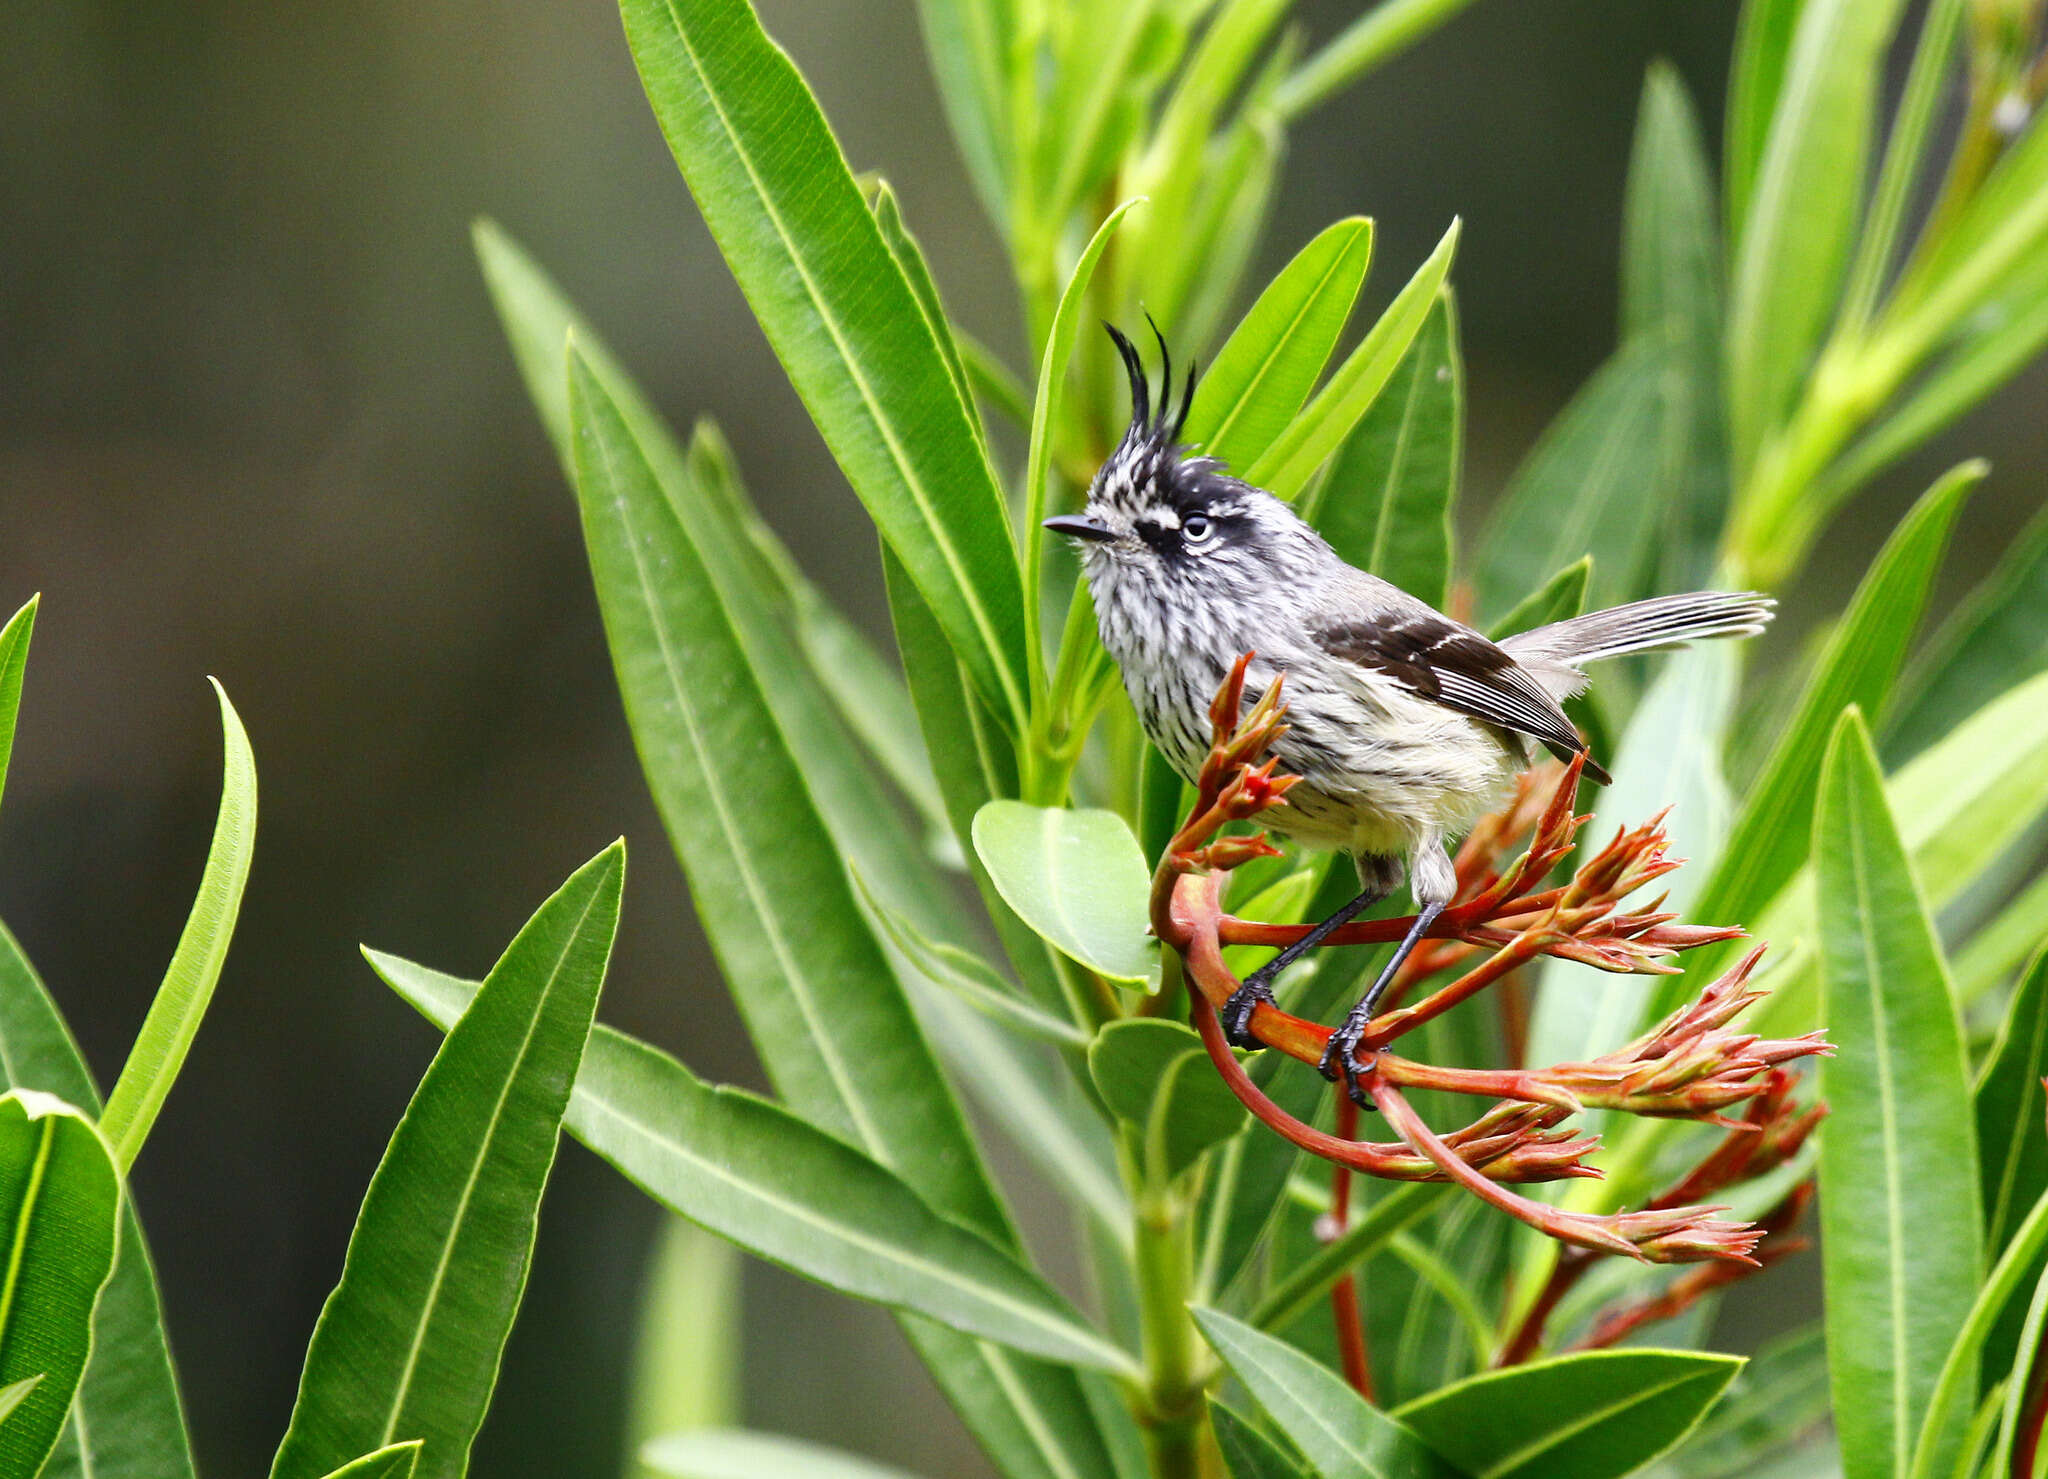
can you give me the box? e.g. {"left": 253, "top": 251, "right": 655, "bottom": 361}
{"left": 0, "top": 919, "right": 196, "bottom": 1479}
{"left": 368, "top": 951, "right": 1138, "bottom": 1377}
{"left": 645, "top": 1429, "right": 924, "bottom": 1479}
{"left": 1647, "top": 1325, "right": 1829, "bottom": 1479}
{"left": 911, "top": 0, "right": 1014, "bottom": 237}
{"left": 1393, "top": 1349, "right": 1742, "bottom": 1479}
{"left": 1309, "top": 290, "right": 1459, "bottom": 607}
{"left": 1886, "top": 496, "right": 2048, "bottom": 763}
{"left": 619, "top": 0, "right": 1029, "bottom": 728}
{"left": 1723, "top": 0, "right": 1803, "bottom": 247}
{"left": 1186, "top": 217, "right": 1375, "bottom": 475}
{"left": 100, "top": 679, "right": 257, "bottom": 1171}
{"left": 1193, "top": 1307, "right": 1452, "bottom": 1479}
{"left": 568, "top": 351, "right": 1010, "bottom": 1241}
{"left": 0, "top": 596, "right": 35, "bottom": 822}
{"left": 1022, "top": 198, "right": 1144, "bottom": 691}
{"left": 1978, "top": 949, "right": 2048, "bottom": 1253}
{"left": 626, "top": 1218, "right": 740, "bottom": 1470}
{"left": 1477, "top": 338, "right": 1667, "bottom": 619}
{"left": 1816, "top": 711, "right": 1981, "bottom": 1479}
{"left": 474, "top": 224, "right": 950, "bottom": 851}
{"left": 1910, "top": 1188, "right": 2048, "bottom": 1479}
{"left": 1621, "top": 64, "right": 1726, "bottom": 593}
{"left": 0, "top": 1092, "right": 120, "bottom": 1478}
{"left": 270, "top": 844, "right": 624, "bottom": 1479}
{"left": 1691, "top": 461, "right": 1979, "bottom": 963}
{"left": 317, "top": 1446, "right": 422, "bottom": 1479}
{"left": 1247, "top": 222, "right": 1461, "bottom": 500}
{"left": 1725, "top": 0, "right": 1908, "bottom": 478}
{"left": 1211, "top": 1399, "right": 1308, "bottom": 1479}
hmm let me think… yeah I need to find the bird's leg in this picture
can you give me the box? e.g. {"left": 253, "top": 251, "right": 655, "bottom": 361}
{"left": 1321, "top": 837, "right": 1455, "bottom": 1106}
{"left": 1219, "top": 855, "right": 1397, "bottom": 1049}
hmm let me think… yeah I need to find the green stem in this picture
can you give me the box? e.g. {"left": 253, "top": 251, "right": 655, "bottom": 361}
{"left": 1271, "top": 0, "right": 1485, "bottom": 121}
{"left": 1134, "top": 1179, "right": 1210, "bottom": 1479}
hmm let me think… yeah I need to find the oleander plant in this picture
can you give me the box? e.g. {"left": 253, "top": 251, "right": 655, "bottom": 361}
{"left": 7, "top": 0, "right": 2048, "bottom": 1476}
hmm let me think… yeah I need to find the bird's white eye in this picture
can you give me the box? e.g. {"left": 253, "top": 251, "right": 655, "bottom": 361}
{"left": 1182, "top": 513, "right": 1213, "bottom": 544}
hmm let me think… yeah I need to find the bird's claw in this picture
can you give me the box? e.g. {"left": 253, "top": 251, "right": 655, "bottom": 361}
{"left": 1219, "top": 981, "right": 1276, "bottom": 1050}
{"left": 1318, "top": 1025, "right": 1377, "bottom": 1110}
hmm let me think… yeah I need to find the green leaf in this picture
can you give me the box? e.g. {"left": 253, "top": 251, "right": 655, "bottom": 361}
{"left": 0, "top": 1375, "right": 39, "bottom": 1426}
{"left": 100, "top": 678, "right": 257, "bottom": 1172}
{"left": 1691, "top": 461, "right": 1979, "bottom": 966}
{"left": 1476, "top": 339, "right": 1665, "bottom": 620}
{"left": 1645, "top": 1325, "right": 1828, "bottom": 1479}
{"left": 1249, "top": 1183, "right": 1450, "bottom": 1334}
{"left": 1739, "top": 664, "right": 2048, "bottom": 1039}
{"left": 0, "top": 918, "right": 197, "bottom": 1479}
{"left": 568, "top": 352, "right": 1010, "bottom": 1241}
{"left": 1211, "top": 1399, "right": 1308, "bottom": 1479}
{"left": 1723, "top": 0, "right": 1803, "bottom": 248}
{"left": 1197, "top": 1048, "right": 1328, "bottom": 1304}
{"left": 316, "top": 1444, "right": 423, "bottom": 1479}
{"left": 1395, "top": 1350, "right": 1742, "bottom": 1479}
{"left": 856, "top": 876, "right": 1088, "bottom": 1049}
{"left": 972, "top": 802, "right": 1156, "bottom": 984}
{"left": 1886, "top": 498, "right": 2048, "bottom": 763}
{"left": 1022, "top": 197, "right": 1144, "bottom": 689}
{"left": 685, "top": 424, "right": 954, "bottom": 855}
{"left": 1622, "top": 63, "right": 1721, "bottom": 350}
{"left": 1247, "top": 221, "right": 1461, "bottom": 501}
{"left": 1087, "top": 1020, "right": 1209, "bottom": 1121}
{"left": 1484, "top": 558, "right": 1590, "bottom": 644}
{"left": 1815, "top": 711, "right": 1981, "bottom": 1479}
{"left": 626, "top": 1218, "right": 740, "bottom": 1473}
{"left": 367, "top": 951, "right": 1139, "bottom": 1378}
{"left": 0, "top": 1091, "right": 120, "bottom": 1478}
{"left": 911, "top": 0, "right": 1013, "bottom": 237}
{"left": 1185, "top": 218, "right": 1376, "bottom": 475}
{"left": 644, "top": 1428, "right": 924, "bottom": 1479}
{"left": 1308, "top": 290, "right": 1459, "bottom": 608}
{"left": 1963, "top": 949, "right": 2048, "bottom": 1399}
{"left": 1620, "top": 64, "right": 1726, "bottom": 593}
{"left": 1725, "top": 0, "right": 1908, "bottom": 478}
{"left": 1270, "top": 0, "right": 1486, "bottom": 120}
{"left": 1527, "top": 643, "right": 1738, "bottom": 1071}
{"left": 0, "top": 595, "right": 35, "bottom": 823}
{"left": 899, "top": 1324, "right": 1130, "bottom": 1479}
{"left": 475, "top": 225, "right": 951, "bottom": 852}
{"left": 270, "top": 844, "right": 624, "bottom": 1479}
{"left": 619, "top": 0, "right": 1029, "bottom": 729}
{"left": 1825, "top": 252, "right": 2048, "bottom": 511}
{"left": 1991, "top": 1256, "right": 2048, "bottom": 1476}
{"left": 1909, "top": 1188, "right": 2048, "bottom": 1479}
{"left": 1955, "top": 871, "right": 2048, "bottom": 1005}
{"left": 871, "top": 181, "right": 981, "bottom": 450}
{"left": 1192, "top": 1307, "right": 1453, "bottom": 1479}
{"left": 1977, "top": 948, "right": 2048, "bottom": 1254}
{"left": 1088, "top": 1020, "right": 1244, "bottom": 1178}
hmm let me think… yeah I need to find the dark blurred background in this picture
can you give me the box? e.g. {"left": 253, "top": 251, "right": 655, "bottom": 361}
{"left": 1, "top": 1, "right": 2039, "bottom": 1474}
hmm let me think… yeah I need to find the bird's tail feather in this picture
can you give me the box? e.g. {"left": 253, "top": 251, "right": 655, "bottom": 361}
{"left": 1501, "top": 591, "right": 1775, "bottom": 668}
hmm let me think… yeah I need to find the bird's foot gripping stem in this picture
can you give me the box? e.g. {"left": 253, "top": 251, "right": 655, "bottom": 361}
{"left": 1218, "top": 979, "right": 1277, "bottom": 1049}
{"left": 1317, "top": 1019, "right": 1378, "bottom": 1109}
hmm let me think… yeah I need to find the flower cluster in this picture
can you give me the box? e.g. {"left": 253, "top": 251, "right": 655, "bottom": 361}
{"left": 1153, "top": 656, "right": 1828, "bottom": 1285}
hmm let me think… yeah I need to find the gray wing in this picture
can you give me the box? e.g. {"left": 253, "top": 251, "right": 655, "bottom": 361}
{"left": 1309, "top": 593, "right": 1609, "bottom": 783}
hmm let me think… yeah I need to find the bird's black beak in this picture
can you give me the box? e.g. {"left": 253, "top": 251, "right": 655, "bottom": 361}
{"left": 1043, "top": 513, "right": 1117, "bottom": 543}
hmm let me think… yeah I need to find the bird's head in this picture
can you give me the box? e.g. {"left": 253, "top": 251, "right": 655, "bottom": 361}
{"left": 1045, "top": 324, "right": 1316, "bottom": 599}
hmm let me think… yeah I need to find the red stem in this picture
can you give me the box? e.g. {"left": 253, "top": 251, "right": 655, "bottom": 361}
{"left": 2019, "top": 1329, "right": 2048, "bottom": 1479}
{"left": 1327, "top": 1090, "right": 1373, "bottom": 1401}
{"left": 1498, "top": 1251, "right": 1593, "bottom": 1366}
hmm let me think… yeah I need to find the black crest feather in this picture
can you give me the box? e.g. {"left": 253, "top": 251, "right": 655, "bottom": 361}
{"left": 1104, "top": 320, "right": 1197, "bottom": 453}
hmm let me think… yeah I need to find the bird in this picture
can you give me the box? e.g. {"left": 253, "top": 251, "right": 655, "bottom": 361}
{"left": 1045, "top": 323, "right": 1773, "bottom": 1102}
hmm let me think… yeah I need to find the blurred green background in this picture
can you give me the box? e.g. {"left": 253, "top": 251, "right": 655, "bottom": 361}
{"left": 2, "top": 1, "right": 2040, "bottom": 1474}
